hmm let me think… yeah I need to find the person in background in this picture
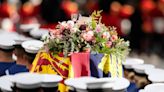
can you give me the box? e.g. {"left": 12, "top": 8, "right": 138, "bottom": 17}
{"left": 39, "top": 0, "right": 78, "bottom": 29}
{"left": 5, "top": 36, "right": 29, "bottom": 75}
{"left": 0, "top": 34, "right": 16, "bottom": 76}
{"left": 0, "top": 0, "right": 20, "bottom": 32}
{"left": 23, "top": 51, "right": 37, "bottom": 70}
{"left": 151, "top": 0, "right": 164, "bottom": 57}
{"left": 129, "top": 1, "right": 143, "bottom": 53}
{"left": 75, "top": 0, "right": 98, "bottom": 16}
{"left": 61, "top": 0, "right": 78, "bottom": 18}
{"left": 139, "top": 0, "right": 155, "bottom": 54}
{"left": 40, "top": 0, "right": 67, "bottom": 24}
{"left": 22, "top": 40, "right": 43, "bottom": 70}
{"left": 18, "top": 0, "right": 40, "bottom": 24}
{"left": 100, "top": 1, "right": 123, "bottom": 37}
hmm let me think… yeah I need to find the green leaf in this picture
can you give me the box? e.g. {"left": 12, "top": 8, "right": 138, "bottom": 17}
{"left": 92, "top": 21, "right": 97, "bottom": 29}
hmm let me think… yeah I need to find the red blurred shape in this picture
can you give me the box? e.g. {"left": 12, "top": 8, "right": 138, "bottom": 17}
{"left": 140, "top": 0, "right": 156, "bottom": 12}
{"left": 61, "top": 0, "right": 78, "bottom": 18}
{"left": 40, "top": 23, "right": 57, "bottom": 29}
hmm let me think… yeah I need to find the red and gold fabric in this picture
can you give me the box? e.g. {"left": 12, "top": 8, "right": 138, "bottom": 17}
{"left": 30, "top": 51, "right": 73, "bottom": 92}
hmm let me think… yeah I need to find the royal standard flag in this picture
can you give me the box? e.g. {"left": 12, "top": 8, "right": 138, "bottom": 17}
{"left": 30, "top": 51, "right": 74, "bottom": 92}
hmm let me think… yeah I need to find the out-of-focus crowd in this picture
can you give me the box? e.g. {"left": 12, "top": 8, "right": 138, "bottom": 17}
{"left": 0, "top": 0, "right": 164, "bottom": 57}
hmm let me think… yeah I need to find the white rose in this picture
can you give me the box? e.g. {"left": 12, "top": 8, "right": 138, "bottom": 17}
{"left": 60, "top": 21, "right": 67, "bottom": 27}
{"left": 67, "top": 20, "right": 74, "bottom": 28}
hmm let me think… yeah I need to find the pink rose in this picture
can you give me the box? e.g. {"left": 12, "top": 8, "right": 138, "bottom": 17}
{"left": 82, "top": 31, "right": 94, "bottom": 41}
{"left": 111, "top": 35, "right": 118, "bottom": 41}
{"left": 106, "top": 41, "right": 112, "bottom": 48}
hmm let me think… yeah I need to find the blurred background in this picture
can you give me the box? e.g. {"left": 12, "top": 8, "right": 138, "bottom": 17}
{"left": 0, "top": 0, "right": 164, "bottom": 67}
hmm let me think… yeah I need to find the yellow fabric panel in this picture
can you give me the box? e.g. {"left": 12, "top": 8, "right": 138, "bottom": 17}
{"left": 68, "top": 64, "right": 74, "bottom": 78}
{"left": 117, "top": 57, "right": 123, "bottom": 77}
{"left": 30, "top": 51, "right": 42, "bottom": 72}
{"left": 98, "top": 54, "right": 108, "bottom": 73}
{"left": 110, "top": 54, "right": 123, "bottom": 78}
{"left": 103, "top": 54, "right": 110, "bottom": 74}
{"left": 98, "top": 54, "right": 123, "bottom": 78}
{"left": 110, "top": 54, "right": 116, "bottom": 77}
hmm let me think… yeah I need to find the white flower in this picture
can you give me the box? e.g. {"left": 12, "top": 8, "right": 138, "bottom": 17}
{"left": 70, "top": 28, "right": 78, "bottom": 33}
{"left": 67, "top": 20, "right": 74, "bottom": 28}
{"left": 60, "top": 21, "right": 68, "bottom": 28}
{"left": 102, "top": 32, "right": 110, "bottom": 39}
{"left": 77, "top": 16, "right": 92, "bottom": 25}
{"left": 60, "top": 21, "right": 67, "bottom": 26}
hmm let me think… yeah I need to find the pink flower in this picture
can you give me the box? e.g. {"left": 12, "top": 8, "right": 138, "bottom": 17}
{"left": 87, "top": 31, "right": 94, "bottom": 36}
{"left": 102, "top": 32, "right": 110, "bottom": 39}
{"left": 95, "top": 25, "right": 101, "bottom": 33}
{"left": 111, "top": 35, "right": 118, "bottom": 41}
{"left": 82, "top": 31, "right": 94, "bottom": 41}
{"left": 106, "top": 41, "right": 112, "bottom": 48}
{"left": 51, "top": 29, "right": 61, "bottom": 35}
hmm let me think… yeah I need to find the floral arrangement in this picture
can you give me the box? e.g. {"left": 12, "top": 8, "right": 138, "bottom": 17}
{"left": 43, "top": 11, "right": 130, "bottom": 59}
